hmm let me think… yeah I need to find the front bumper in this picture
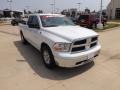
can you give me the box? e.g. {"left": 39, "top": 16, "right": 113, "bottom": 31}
{"left": 54, "top": 45, "right": 101, "bottom": 68}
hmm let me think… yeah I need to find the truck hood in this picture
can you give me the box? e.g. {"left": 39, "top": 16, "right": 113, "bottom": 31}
{"left": 44, "top": 26, "right": 98, "bottom": 41}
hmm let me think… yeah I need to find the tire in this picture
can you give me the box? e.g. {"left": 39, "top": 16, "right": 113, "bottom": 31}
{"left": 11, "top": 21, "right": 16, "bottom": 26}
{"left": 41, "top": 45, "right": 56, "bottom": 69}
{"left": 20, "top": 32, "right": 28, "bottom": 44}
{"left": 11, "top": 22, "right": 15, "bottom": 26}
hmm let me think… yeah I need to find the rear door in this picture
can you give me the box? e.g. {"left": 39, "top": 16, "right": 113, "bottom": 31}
{"left": 22, "top": 16, "right": 33, "bottom": 42}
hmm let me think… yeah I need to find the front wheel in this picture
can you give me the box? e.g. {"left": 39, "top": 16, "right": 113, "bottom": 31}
{"left": 41, "top": 45, "right": 56, "bottom": 69}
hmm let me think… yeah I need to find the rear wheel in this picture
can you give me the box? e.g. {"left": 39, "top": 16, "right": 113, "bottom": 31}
{"left": 41, "top": 45, "right": 56, "bottom": 69}
{"left": 20, "top": 32, "right": 28, "bottom": 44}
{"left": 11, "top": 22, "right": 15, "bottom": 26}
{"left": 11, "top": 20, "right": 16, "bottom": 26}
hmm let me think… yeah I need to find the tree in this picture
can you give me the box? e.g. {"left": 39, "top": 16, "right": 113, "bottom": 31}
{"left": 24, "top": 9, "right": 27, "bottom": 14}
{"left": 61, "top": 10, "right": 66, "bottom": 15}
{"left": 37, "top": 10, "right": 43, "bottom": 13}
{"left": 85, "top": 8, "right": 90, "bottom": 13}
{"left": 28, "top": 11, "right": 32, "bottom": 14}
{"left": 92, "top": 10, "right": 96, "bottom": 13}
{"left": 34, "top": 10, "right": 37, "bottom": 13}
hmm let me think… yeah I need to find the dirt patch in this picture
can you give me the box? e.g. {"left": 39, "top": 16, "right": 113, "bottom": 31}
{"left": 0, "top": 30, "right": 19, "bottom": 36}
{"left": 109, "top": 54, "right": 120, "bottom": 60}
{"left": 100, "top": 50, "right": 112, "bottom": 57}
{"left": 101, "top": 50, "right": 120, "bottom": 61}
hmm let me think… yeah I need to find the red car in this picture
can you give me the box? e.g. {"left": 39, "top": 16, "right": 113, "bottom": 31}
{"left": 76, "top": 14, "right": 107, "bottom": 28}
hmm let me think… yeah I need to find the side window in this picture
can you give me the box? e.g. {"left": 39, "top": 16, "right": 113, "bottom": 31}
{"left": 32, "top": 16, "right": 39, "bottom": 25}
{"left": 28, "top": 16, "right": 40, "bottom": 29}
{"left": 27, "top": 16, "right": 33, "bottom": 24}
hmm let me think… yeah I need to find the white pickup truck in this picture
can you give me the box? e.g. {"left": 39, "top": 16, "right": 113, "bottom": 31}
{"left": 19, "top": 14, "right": 101, "bottom": 68}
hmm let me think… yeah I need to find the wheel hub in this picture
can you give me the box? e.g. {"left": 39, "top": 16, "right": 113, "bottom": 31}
{"left": 43, "top": 50, "right": 50, "bottom": 64}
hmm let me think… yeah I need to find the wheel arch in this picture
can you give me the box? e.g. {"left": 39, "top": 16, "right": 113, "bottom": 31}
{"left": 40, "top": 42, "right": 56, "bottom": 68}
{"left": 40, "top": 42, "right": 54, "bottom": 56}
{"left": 40, "top": 42, "right": 52, "bottom": 51}
{"left": 20, "top": 30, "right": 23, "bottom": 35}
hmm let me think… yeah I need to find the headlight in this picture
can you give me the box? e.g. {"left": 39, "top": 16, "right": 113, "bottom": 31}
{"left": 53, "top": 43, "right": 71, "bottom": 52}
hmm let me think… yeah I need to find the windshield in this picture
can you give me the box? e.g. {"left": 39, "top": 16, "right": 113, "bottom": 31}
{"left": 40, "top": 15, "right": 75, "bottom": 27}
{"left": 79, "top": 15, "right": 89, "bottom": 20}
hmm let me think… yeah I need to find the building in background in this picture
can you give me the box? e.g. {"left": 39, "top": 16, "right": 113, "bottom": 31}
{"left": 0, "top": 9, "right": 24, "bottom": 18}
{"left": 107, "top": 0, "right": 120, "bottom": 19}
{"left": 0, "top": 10, "right": 4, "bottom": 18}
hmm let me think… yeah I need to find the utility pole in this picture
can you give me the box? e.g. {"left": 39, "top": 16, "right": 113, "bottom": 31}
{"left": 77, "top": 3, "right": 81, "bottom": 13}
{"left": 7, "top": 0, "right": 12, "bottom": 10}
{"left": 50, "top": 4, "right": 54, "bottom": 14}
{"left": 50, "top": 0, "right": 56, "bottom": 14}
{"left": 7, "top": 0, "right": 13, "bottom": 18}
{"left": 53, "top": 0, "right": 56, "bottom": 13}
{"left": 100, "top": 0, "right": 102, "bottom": 24}
{"left": 97, "top": 0, "right": 103, "bottom": 29}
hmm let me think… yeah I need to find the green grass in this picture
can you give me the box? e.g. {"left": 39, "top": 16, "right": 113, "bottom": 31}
{"left": 108, "top": 19, "right": 120, "bottom": 23}
{"left": 94, "top": 23, "right": 120, "bottom": 32}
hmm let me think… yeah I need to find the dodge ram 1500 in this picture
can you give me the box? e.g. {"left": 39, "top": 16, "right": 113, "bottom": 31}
{"left": 19, "top": 14, "right": 101, "bottom": 68}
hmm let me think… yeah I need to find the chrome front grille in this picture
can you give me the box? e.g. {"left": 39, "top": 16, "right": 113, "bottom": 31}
{"left": 71, "top": 36, "right": 98, "bottom": 52}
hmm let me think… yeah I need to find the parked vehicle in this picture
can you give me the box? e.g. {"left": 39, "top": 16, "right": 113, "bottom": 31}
{"left": 19, "top": 14, "right": 101, "bottom": 69}
{"left": 11, "top": 18, "right": 26, "bottom": 26}
{"left": 70, "top": 16, "right": 77, "bottom": 23}
{"left": 76, "top": 14, "right": 107, "bottom": 28}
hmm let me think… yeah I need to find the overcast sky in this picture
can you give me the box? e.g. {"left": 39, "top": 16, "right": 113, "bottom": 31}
{"left": 0, "top": 0, "right": 111, "bottom": 12}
